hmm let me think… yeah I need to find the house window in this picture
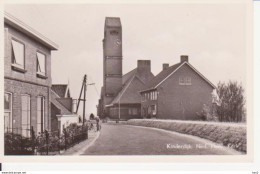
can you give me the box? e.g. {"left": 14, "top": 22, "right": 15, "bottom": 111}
{"left": 132, "top": 108, "right": 138, "bottom": 115}
{"left": 128, "top": 108, "right": 132, "bottom": 115}
{"left": 21, "top": 94, "right": 31, "bottom": 137}
{"left": 151, "top": 105, "right": 157, "bottom": 115}
{"left": 37, "top": 52, "right": 46, "bottom": 76}
{"left": 154, "top": 91, "right": 158, "bottom": 100}
{"left": 185, "top": 77, "right": 191, "bottom": 85}
{"left": 11, "top": 39, "right": 25, "bottom": 69}
{"left": 4, "top": 93, "right": 12, "bottom": 133}
{"left": 128, "top": 108, "right": 138, "bottom": 115}
{"left": 179, "top": 76, "right": 192, "bottom": 85}
{"left": 37, "top": 96, "right": 45, "bottom": 134}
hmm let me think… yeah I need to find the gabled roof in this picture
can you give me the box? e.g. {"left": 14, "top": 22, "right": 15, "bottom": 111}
{"left": 122, "top": 68, "right": 137, "bottom": 84}
{"left": 142, "top": 62, "right": 182, "bottom": 91}
{"left": 141, "top": 62, "right": 216, "bottom": 92}
{"left": 50, "top": 90, "right": 72, "bottom": 115}
{"left": 51, "top": 84, "right": 69, "bottom": 98}
{"left": 110, "top": 75, "right": 143, "bottom": 104}
{"left": 109, "top": 68, "right": 154, "bottom": 105}
{"left": 105, "top": 17, "right": 121, "bottom": 27}
{"left": 4, "top": 12, "right": 58, "bottom": 50}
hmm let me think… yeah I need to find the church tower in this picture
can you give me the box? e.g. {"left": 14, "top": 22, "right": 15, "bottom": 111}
{"left": 103, "top": 17, "right": 123, "bottom": 106}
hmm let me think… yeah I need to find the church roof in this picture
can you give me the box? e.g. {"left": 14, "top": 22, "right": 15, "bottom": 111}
{"left": 105, "top": 17, "right": 121, "bottom": 27}
{"left": 110, "top": 68, "right": 154, "bottom": 105}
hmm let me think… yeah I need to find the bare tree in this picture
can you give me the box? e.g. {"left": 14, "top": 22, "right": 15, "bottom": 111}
{"left": 216, "top": 81, "right": 246, "bottom": 122}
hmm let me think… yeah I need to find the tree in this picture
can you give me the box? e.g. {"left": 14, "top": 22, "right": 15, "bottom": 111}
{"left": 196, "top": 104, "right": 218, "bottom": 122}
{"left": 89, "top": 113, "right": 95, "bottom": 120}
{"left": 216, "top": 81, "right": 246, "bottom": 122}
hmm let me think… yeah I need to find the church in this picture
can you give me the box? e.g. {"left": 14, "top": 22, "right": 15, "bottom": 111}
{"left": 97, "top": 17, "right": 154, "bottom": 120}
{"left": 97, "top": 17, "right": 216, "bottom": 121}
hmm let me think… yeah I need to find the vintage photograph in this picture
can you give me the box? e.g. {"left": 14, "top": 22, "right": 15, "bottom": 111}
{"left": 2, "top": 2, "right": 250, "bottom": 157}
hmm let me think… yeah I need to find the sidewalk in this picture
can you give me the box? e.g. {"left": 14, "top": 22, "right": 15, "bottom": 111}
{"left": 60, "top": 130, "right": 100, "bottom": 155}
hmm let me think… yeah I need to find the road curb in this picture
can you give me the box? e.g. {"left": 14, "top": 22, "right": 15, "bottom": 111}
{"left": 60, "top": 131, "right": 101, "bottom": 155}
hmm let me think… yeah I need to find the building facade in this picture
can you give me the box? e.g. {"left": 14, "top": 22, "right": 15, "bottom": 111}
{"left": 51, "top": 84, "right": 79, "bottom": 134}
{"left": 4, "top": 12, "right": 58, "bottom": 137}
{"left": 140, "top": 56, "right": 216, "bottom": 120}
{"left": 98, "top": 17, "right": 154, "bottom": 120}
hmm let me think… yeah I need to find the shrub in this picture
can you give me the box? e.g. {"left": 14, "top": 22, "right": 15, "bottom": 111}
{"left": 5, "top": 133, "right": 34, "bottom": 155}
{"left": 196, "top": 104, "right": 218, "bottom": 122}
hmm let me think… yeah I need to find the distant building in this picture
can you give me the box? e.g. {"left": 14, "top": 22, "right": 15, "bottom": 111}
{"left": 97, "top": 17, "right": 154, "bottom": 120}
{"left": 4, "top": 12, "right": 58, "bottom": 136}
{"left": 140, "top": 55, "right": 216, "bottom": 120}
{"left": 51, "top": 84, "right": 79, "bottom": 134}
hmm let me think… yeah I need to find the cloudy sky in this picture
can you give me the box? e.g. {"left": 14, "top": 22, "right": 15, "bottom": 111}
{"left": 4, "top": 2, "right": 248, "bottom": 117}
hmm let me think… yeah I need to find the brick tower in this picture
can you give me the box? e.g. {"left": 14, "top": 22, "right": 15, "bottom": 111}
{"left": 103, "top": 17, "right": 123, "bottom": 108}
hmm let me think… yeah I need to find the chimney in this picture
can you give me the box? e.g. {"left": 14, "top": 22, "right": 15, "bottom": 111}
{"left": 162, "top": 63, "right": 169, "bottom": 70}
{"left": 137, "top": 60, "right": 151, "bottom": 72}
{"left": 180, "top": 55, "right": 189, "bottom": 63}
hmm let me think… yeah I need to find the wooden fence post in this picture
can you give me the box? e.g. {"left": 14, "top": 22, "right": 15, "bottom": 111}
{"left": 45, "top": 130, "right": 49, "bottom": 155}
{"left": 64, "top": 128, "right": 67, "bottom": 151}
{"left": 58, "top": 130, "right": 60, "bottom": 154}
{"left": 31, "top": 126, "right": 35, "bottom": 155}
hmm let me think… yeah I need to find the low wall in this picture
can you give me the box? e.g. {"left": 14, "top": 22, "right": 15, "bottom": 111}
{"left": 127, "top": 119, "right": 247, "bottom": 152}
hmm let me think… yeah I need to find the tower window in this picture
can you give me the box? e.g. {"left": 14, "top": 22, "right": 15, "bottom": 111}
{"left": 110, "top": 30, "right": 119, "bottom": 35}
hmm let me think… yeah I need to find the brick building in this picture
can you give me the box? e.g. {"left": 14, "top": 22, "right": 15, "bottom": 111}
{"left": 97, "top": 17, "right": 154, "bottom": 120}
{"left": 51, "top": 84, "right": 79, "bottom": 134}
{"left": 4, "top": 12, "right": 58, "bottom": 137}
{"left": 140, "top": 55, "right": 216, "bottom": 120}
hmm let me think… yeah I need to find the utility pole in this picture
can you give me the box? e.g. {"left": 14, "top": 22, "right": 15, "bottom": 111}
{"left": 76, "top": 75, "right": 87, "bottom": 125}
{"left": 83, "top": 75, "right": 87, "bottom": 126}
{"left": 76, "top": 74, "right": 95, "bottom": 126}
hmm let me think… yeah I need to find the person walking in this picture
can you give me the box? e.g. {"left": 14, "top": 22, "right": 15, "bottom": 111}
{"left": 96, "top": 117, "right": 100, "bottom": 131}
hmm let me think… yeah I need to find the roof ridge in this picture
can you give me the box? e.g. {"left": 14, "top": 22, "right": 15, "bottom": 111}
{"left": 123, "top": 68, "right": 137, "bottom": 77}
{"left": 4, "top": 12, "right": 58, "bottom": 50}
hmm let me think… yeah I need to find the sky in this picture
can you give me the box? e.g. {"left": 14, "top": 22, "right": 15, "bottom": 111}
{"left": 4, "top": 3, "right": 248, "bottom": 117}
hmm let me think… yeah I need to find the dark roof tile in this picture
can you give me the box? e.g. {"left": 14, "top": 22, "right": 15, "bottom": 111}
{"left": 143, "top": 62, "right": 182, "bottom": 90}
{"left": 51, "top": 84, "right": 67, "bottom": 98}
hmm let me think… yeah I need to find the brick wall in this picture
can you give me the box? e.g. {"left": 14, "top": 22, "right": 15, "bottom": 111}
{"left": 4, "top": 79, "right": 50, "bottom": 134}
{"left": 4, "top": 24, "right": 52, "bottom": 87}
{"left": 157, "top": 64, "right": 214, "bottom": 120}
{"left": 4, "top": 23, "right": 53, "bottom": 134}
{"left": 141, "top": 63, "right": 214, "bottom": 120}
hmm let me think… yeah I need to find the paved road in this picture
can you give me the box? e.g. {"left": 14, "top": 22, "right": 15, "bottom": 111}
{"left": 82, "top": 124, "right": 241, "bottom": 155}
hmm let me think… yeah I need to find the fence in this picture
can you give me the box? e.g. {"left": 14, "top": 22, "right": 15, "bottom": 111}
{"left": 4, "top": 123, "right": 91, "bottom": 155}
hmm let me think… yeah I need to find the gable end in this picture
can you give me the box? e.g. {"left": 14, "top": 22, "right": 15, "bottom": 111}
{"left": 154, "top": 62, "right": 216, "bottom": 89}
